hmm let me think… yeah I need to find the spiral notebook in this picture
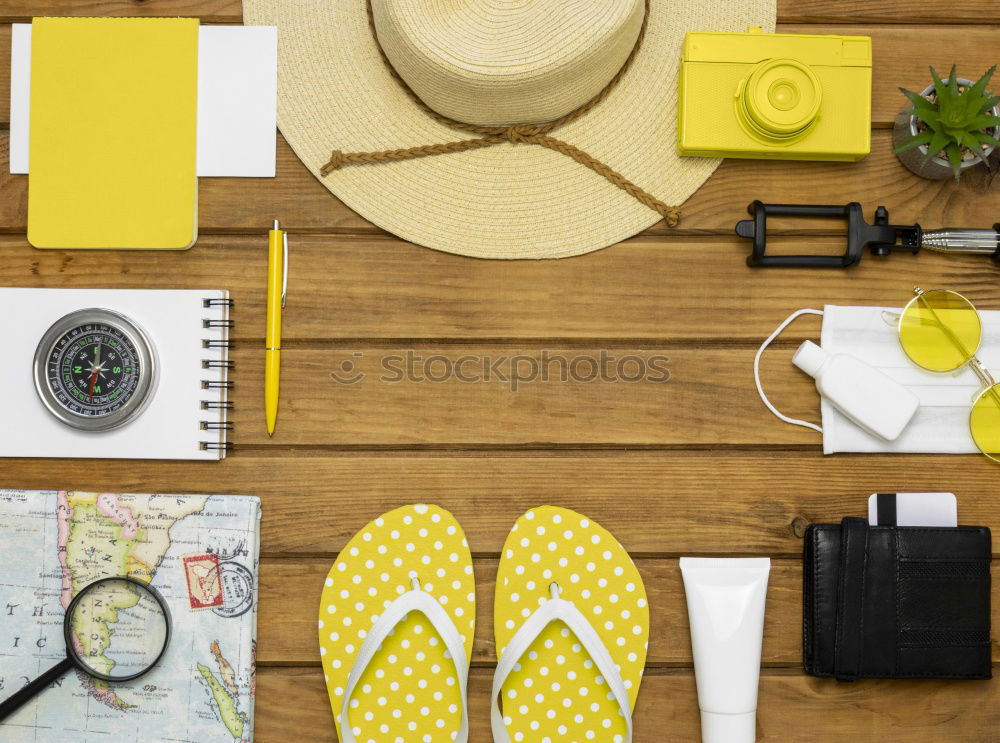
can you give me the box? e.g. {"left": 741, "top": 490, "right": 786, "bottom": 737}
{"left": 0, "top": 489, "right": 260, "bottom": 742}
{"left": 0, "top": 288, "right": 233, "bottom": 460}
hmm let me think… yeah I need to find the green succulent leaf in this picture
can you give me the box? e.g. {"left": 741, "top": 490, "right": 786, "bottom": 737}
{"left": 947, "top": 65, "right": 959, "bottom": 97}
{"left": 960, "top": 131, "right": 980, "bottom": 151}
{"left": 930, "top": 66, "right": 950, "bottom": 103}
{"left": 944, "top": 142, "right": 961, "bottom": 160}
{"left": 893, "top": 129, "right": 934, "bottom": 153}
{"left": 964, "top": 65, "right": 996, "bottom": 113}
{"left": 944, "top": 142, "right": 963, "bottom": 181}
{"left": 967, "top": 114, "right": 1000, "bottom": 130}
{"left": 900, "top": 87, "right": 935, "bottom": 111}
{"left": 914, "top": 130, "right": 952, "bottom": 170}
{"left": 974, "top": 132, "right": 1000, "bottom": 148}
{"left": 961, "top": 134, "right": 990, "bottom": 167}
{"left": 977, "top": 95, "right": 1000, "bottom": 116}
{"left": 941, "top": 108, "right": 967, "bottom": 128}
{"left": 928, "top": 130, "right": 950, "bottom": 154}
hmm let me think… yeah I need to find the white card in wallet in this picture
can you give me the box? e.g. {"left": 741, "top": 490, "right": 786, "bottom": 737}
{"left": 868, "top": 492, "right": 958, "bottom": 527}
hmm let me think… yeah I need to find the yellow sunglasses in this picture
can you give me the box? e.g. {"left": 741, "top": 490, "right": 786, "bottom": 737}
{"left": 896, "top": 288, "right": 1000, "bottom": 462}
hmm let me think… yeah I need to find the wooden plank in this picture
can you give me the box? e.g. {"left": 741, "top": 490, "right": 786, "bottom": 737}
{"left": 2, "top": 24, "right": 999, "bottom": 235}
{"left": 778, "top": 1, "right": 1000, "bottom": 24}
{"left": 3, "top": 26, "right": 996, "bottom": 126}
{"left": 793, "top": 25, "right": 1000, "bottom": 125}
{"left": 2, "top": 235, "right": 998, "bottom": 343}
{"left": 4, "top": 129, "right": 999, "bottom": 236}
{"left": 0, "top": 25, "right": 8, "bottom": 123}
{"left": 0, "top": 1, "right": 241, "bottom": 23}
{"left": 254, "top": 666, "right": 1000, "bottom": 742}
{"left": 671, "top": 126, "right": 1000, "bottom": 237}
{"left": 257, "top": 556, "right": 1000, "bottom": 665}
{"left": 0, "top": 19, "right": 991, "bottom": 131}
{"left": 259, "top": 558, "right": 800, "bottom": 666}
{"left": 220, "top": 346, "right": 809, "bottom": 446}
{"left": 3, "top": 454, "right": 997, "bottom": 555}
{"left": 218, "top": 343, "right": 992, "bottom": 447}
{"left": 0, "top": 1, "right": 993, "bottom": 25}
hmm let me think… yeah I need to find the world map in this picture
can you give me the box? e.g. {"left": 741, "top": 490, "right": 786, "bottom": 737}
{"left": 0, "top": 490, "right": 259, "bottom": 743}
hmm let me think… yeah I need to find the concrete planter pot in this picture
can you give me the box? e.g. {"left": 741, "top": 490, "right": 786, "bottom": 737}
{"left": 892, "top": 77, "right": 1000, "bottom": 180}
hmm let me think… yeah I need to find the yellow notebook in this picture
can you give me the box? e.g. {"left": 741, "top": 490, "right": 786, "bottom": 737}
{"left": 28, "top": 18, "right": 199, "bottom": 250}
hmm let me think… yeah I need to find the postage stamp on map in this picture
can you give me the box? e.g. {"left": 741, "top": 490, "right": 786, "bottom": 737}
{"left": 182, "top": 553, "right": 224, "bottom": 610}
{"left": 212, "top": 561, "right": 255, "bottom": 619}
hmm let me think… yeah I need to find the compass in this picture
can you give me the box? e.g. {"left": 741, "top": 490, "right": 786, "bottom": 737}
{"left": 33, "top": 308, "right": 158, "bottom": 432}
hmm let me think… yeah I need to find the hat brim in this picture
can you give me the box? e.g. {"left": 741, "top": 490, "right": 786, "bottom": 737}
{"left": 244, "top": 0, "right": 776, "bottom": 259}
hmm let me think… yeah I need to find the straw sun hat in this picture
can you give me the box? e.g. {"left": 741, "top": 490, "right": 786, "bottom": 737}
{"left": 244, "top": 0, "right": 775, "bottom": 259}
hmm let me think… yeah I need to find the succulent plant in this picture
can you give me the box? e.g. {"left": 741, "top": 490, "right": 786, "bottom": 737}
{"left": 894, "top": 65, "right": 1000, "bottom": 180}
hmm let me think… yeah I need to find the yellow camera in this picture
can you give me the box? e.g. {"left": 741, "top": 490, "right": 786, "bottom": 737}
{"left": 677, "top": 27, "right": 872, "bottom": 161}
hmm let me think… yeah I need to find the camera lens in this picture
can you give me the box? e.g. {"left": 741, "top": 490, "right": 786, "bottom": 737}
{"left": 737, "top": 58, "right": 821, "bottom": 141}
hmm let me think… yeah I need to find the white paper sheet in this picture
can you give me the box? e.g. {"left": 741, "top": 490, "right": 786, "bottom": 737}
{"left": 196, "top": 25, "right": 278, "bottom": 177}
{"left": 9, "top": 24, "right": 30, "bottom": 174}
{"left": 9, "top": 24, "right": 278, "bottom": 178}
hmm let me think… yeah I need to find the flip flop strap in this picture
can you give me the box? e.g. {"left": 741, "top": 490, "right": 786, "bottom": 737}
{"left": 340, "top": 581, "right": 470, "bottom": 743}
{"left": 490, "top": 591, "right": 634, "bottom": 743}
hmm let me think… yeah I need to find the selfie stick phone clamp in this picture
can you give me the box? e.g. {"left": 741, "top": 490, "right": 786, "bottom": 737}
{"left": 736, "top": 201, "right": 1000, "bottom": 268}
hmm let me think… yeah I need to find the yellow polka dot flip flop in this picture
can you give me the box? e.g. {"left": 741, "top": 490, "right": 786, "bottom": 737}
{"left": 318, "top": 504, "right": 475, "bottom": 743}
{"left": 492, "top": 506, "right": 649, "bottom": 743}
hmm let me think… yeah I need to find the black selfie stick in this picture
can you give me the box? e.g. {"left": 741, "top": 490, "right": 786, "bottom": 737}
{"left": 736, "top": 201, "right": 1000, "bottom": 268}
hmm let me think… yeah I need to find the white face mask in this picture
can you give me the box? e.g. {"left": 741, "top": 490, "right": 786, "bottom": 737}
{"left": 755, "top": 304, "right": 1000, "bottom": 455}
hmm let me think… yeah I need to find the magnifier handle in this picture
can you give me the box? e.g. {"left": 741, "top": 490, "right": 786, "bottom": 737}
{"left": 0, "top": 657, "right": 74, "bottom": 723}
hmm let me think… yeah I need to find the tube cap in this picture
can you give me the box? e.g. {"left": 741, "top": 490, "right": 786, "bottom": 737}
{"left": 792, "top": 339, "right": 828, "bottom": 378}
{"left": 701, "top": 710, "right": 757, "bottom": 743}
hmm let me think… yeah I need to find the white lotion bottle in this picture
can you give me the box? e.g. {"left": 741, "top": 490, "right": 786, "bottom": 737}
{"left": 792, "top": 340, "right": 919, "bottom": 441}
{"left": 681, "top": 557, "right": 771, "bottom": 743}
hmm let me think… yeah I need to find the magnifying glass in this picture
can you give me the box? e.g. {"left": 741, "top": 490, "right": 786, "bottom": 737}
{"left": 0, "top": 576, "right": 170, "bottom": 722}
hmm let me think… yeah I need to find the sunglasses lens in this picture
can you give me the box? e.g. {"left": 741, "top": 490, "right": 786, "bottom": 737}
{"left": 899, "top": 290, "right": 982, "bottom": 372}
{"left": 971, "top": 384, "right": 1000, "bottom": 462}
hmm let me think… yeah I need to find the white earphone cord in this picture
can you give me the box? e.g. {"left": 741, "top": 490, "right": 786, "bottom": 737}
{"left": 753, "top": 309, "right": 825, "bottom": 434}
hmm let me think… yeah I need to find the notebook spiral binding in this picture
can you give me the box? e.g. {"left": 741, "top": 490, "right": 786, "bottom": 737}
{"left": 202, "top": 380, "right": 233, "bottom": 390}
{"left": 203, "top": 298, "right": 235, "bottom": 308}
{"left": 200, "top": 296, "right": 234, "bottom": 455}
{"left": 201, "top": 421, "right": 234, "bottom": 431}
{"left": 200, "top": 442, "right": 233, "bottom": 451}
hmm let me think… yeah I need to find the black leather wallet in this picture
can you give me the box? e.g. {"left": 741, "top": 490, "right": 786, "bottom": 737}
{"left": 803, "top": 517, "right": 991, "bottom": 680}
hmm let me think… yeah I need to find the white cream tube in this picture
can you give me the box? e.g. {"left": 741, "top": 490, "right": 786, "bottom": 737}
{"left": 680, "top": 557, "right": 771, "bottom": 743}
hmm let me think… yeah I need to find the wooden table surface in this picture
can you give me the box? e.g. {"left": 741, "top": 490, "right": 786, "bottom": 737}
{"left": 2, "top": 1, "right": 999, "bottom": 741}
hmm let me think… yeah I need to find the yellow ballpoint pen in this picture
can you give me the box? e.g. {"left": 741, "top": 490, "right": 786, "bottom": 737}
{"left": 265, "top": 220, "right": 288, "bottom": 436}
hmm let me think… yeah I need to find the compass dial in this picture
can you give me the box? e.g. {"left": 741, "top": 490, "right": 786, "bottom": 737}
{"left": 34, "top": 309, "right": 158, "bottom": 431}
